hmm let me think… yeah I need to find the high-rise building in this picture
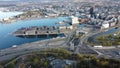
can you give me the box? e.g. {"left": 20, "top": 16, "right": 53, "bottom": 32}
{"left": 71, "top": 16, "right": 79, "bottom": 25}
{"left": 89, "top": 7, "right": 95, "bottom": 18}
{"left": 67, "top": 16, "right": 79, "bottom": 28}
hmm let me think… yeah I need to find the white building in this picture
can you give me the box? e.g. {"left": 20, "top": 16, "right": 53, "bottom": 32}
{"left": 94, "top": 45, "right": 103, "bottom": 48}
{"left": 67, "top": 26, "right": 73, "bottom": 30}
{"left": 59, "top": 26, "right": 67, "bottom": 30}
{"left": 71, "top": 16, "right": 79, "bottom": 25}
{"left": 102, "top": 21, "right": 109, "bottom": 29}
{"left": 3, "top": 17, "right": 10, "bottom": 21}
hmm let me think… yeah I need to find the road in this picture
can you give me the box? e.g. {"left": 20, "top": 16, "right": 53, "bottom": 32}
{"left": 74, "top": 31, "right": 101, "bottom": 55}
{"left": 0, "top": 29, "right": 76, "bottom": 62}
{"left": 0, "top": 26, "right": 120, "bottom": 62}
{"left": 0, "top": 29, "right": 77, "bottom": 62}
{"left": 0, "top": 37, "right": 66, "bottom": 62}
{"left": 74, "top": 27, "right": 120, "bottom": 59}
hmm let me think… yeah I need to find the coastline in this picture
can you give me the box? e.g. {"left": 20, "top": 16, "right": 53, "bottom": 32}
{"left": 0, "top": 37, "right": 66, "bottom": 61}
{"left": 0, "top": 15, "right": 68, "bottom": 24}
{"left": 0, "top": 11, "right": 23, "bottom": 22}
{"left": 0, "top": 15, "right": 68, "bottom": 49}
{"left": 0, "top": 11, "right": 68, "bottom": 24}
{"left": 16, "top": 16, "right": 67, "bottom": 23}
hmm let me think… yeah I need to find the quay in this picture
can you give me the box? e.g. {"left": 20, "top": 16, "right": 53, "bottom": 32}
{"left": 13, "top": 26, "right": 72, "bottom": 36}
{"left": 13, "top": 16, "right": 80, "bottom": 37}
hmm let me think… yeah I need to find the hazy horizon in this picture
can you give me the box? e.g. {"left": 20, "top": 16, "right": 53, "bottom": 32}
{"left": 0, "top": 0, "right": 98, "bottom": 1}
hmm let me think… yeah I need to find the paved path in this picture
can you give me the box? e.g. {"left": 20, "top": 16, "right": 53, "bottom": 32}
{"left": 0, "top": 37, "right": 66, "bottom": 61}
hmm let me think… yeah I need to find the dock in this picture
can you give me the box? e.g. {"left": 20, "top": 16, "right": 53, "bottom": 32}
{"left": 13, "top": 26, "right": 72, "bottom": 36}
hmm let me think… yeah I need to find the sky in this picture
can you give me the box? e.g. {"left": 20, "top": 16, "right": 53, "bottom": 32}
{"left": 0, "top": 0, "right": 19, "bottom": 1}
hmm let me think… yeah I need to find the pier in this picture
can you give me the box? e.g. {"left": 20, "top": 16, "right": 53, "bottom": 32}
{"left": 13, "top": 26, "right": 72, "bottom": 36}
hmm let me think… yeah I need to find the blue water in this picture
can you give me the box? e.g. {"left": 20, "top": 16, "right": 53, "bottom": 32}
{"left": 0, "top": 17, "right": 68, "bottom": 49}
{"left": 0, "top": 11, "right": 119, "bottom": 49}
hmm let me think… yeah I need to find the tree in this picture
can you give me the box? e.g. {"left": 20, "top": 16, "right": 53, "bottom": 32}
{"left": 19, "top": 63, "right": 25, "bottom": 68}
{"left": 5, "top": 62, "right": 15, "bottom": 68}
{"left": 100, "top": 61, "right": 109, "bottom": 66}
{"left": 108, "top": 34, "right": 112, "bottom": 38}
{"left": 44, "top": 61, "right": 48, "bottom": 68}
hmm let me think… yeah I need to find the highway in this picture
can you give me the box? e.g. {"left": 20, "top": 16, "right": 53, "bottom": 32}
{"left": 0, "top": 26, "right": 120, "bottom": 62}
{"left": 0, "top": 29, "right": 76, "bottom": 62}
{"left": 74, "top": 31, "right": 101, "bottom": 55}
{"left": 74, "top": 27, "right": 120, "bottom": 59}
{"left": 0, "top": 37, "right": 66, "bottom": 62}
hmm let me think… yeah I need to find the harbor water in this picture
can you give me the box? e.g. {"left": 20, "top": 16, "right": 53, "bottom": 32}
{"left": 0, "top": 15, "right": 68, "bottom": 49}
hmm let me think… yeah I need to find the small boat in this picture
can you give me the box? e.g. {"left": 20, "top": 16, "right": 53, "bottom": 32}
{"left": 12, "top": 45, "right": 17, "bottom": 48}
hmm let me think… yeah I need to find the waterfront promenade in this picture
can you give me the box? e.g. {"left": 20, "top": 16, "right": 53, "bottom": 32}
{"left": 0, "top": 25, "right": 120, "bottom": 62}
{"left": 0, "top": 37, "right": 66, "bottom": 61}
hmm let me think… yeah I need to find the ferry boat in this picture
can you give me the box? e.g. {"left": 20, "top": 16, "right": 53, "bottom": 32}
{"left": 12, "top": 45, "right": 17, "bottom": 48}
